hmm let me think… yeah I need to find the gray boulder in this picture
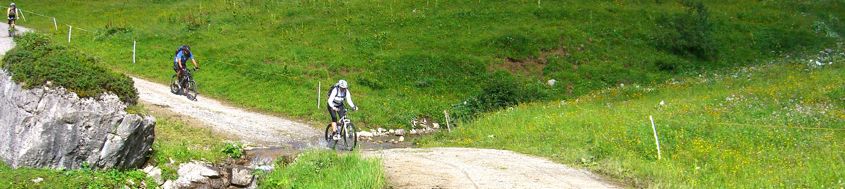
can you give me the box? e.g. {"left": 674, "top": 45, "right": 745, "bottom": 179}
{"left": 0, "top": 69, "right": 155, "bottom": 170}
{"left": 231, "top": 167, "right": 254, "bottom": 186}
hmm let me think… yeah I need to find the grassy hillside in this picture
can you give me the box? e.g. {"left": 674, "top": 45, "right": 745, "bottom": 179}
{"left": 13, "top": 0, "right": 845, "bottom": 127}
{"left": 418, "top": 51, "right": 845, "bottom": 187}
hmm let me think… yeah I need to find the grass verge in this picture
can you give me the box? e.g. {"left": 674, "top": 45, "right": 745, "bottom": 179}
{"left": 145, "top": 104, "right": 233, "bottom": 181}
{"left": 258, "top": 150, "right": 385, "bottom": 189}
{"left": 0, "top": 162, "right": 154, "bottom": 189}
{"left": 419, "top": 55, "right": 845, "bottom": 188}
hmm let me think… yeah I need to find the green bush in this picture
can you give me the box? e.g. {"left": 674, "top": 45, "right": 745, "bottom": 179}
{"left": 656, "top": 0, "right": 718, "bottom": 60}
{"left": 2, "top": 33, "right": 138, "bottom": 104}
{"left": 450, "top": 73, "right": 547, "bottom": 122}
{"left": 222, "top": 142, "right": 244, "bottom": 159}
{"left": 489, "top": 33, "right": 540, "bottom": 61}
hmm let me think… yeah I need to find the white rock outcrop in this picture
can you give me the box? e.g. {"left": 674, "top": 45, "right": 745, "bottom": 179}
{"left": 0, "top": 69, "right": 155, "bottom": 169}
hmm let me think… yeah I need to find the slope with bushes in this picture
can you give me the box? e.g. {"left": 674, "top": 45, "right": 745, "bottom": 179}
{"left": 419, "top": 51, "right": 845, "bottom": 187}
{"left": 2, "top": 33, "right": 137, "bottom": 104}
{"left": 15, "top": 0, "right": 845, "bottom": 128}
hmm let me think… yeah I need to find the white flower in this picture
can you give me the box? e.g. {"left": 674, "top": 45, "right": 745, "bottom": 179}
{"left": 659, "top": 100, "right": 666, "bottom": 106}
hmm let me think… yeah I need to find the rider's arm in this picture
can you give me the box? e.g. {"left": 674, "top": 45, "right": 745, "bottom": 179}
{"left": 6, "top": 8, "right": 11, "bottom": 16}
{"left": 175, "top": 52, "right": 184, "bottom": 69}
{"left": 189, "top": 53, "right": 199, "bottom": 68}
{"left": 327, "top": 88, "right": 338, "bottom": 108}
{"left": 345, "top": 90, "right": 356, "bottom": 109}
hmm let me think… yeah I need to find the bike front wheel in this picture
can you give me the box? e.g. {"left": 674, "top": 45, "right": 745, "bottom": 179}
{"left": 341, "top": 122, "right": 357, "bottom": 151}
{"left": 185, "top": 80, "right": 198, "bottom": 101}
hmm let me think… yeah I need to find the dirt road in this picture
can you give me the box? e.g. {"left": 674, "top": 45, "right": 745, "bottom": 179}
{"left": 132, "top": 78, "right": 321, "bottom": 148}
{"left": 366, "top": 148, "right": 619, "bottom": 189}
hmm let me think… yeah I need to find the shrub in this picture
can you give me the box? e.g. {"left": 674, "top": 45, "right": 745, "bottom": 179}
{"left": 450, "top": 73, "right": 548, "bottom": 122}
{"left": 490, "top": 33, "right": 540, "bottom": 61}
{"left": 656, "top": 0, "right": 718, "bottom": 60}
{"left": 2, "top": 33, "right": 138, "bottom": 104}
{"left": 221, "top": 142, "right": 244, "bottom": 159}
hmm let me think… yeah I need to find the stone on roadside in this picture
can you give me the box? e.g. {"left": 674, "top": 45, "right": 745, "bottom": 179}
{"left": 357, "top": 131, "right": 374, "bottom": 138}
{"left": 231, "top": 168, "right": 254, "bottom": 186}
{"left": 161, "top": 180, "right": 176, "bottom": 189}
{"left": 388, "top": 129, "right": 395, "bottom": 135}
{"left": 410, "top": 129, "right": 418, "bottom": 135}
{"left": 398, "top": 136, "right": 405, "bottom": 142}
{"left": 177, "top": 161, "right": 219, "bottom": 182}
{"left": 432, "top": 123, "right": 440, "bottom": 129}
{"left": 394, "top": 129, "right": 405, "bottom": 136}
{"left": 142, "top": 165, "right": 163, "bottom": 184}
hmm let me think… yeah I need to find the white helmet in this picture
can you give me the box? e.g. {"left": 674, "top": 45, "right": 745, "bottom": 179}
{"left": 10, "top": 3, "right": 14, "bottom": 7}
{"left": 337, "top": 80, "right": 348, "bottom": 89}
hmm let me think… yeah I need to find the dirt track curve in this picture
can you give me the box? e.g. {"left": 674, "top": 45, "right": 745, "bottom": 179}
{"left": 132, "top": 78, "right": 321, "bottom": 148}
{"left": 4, "top": 24, "right": 619, "bottom": 189}
{"left": 366, "top": 148, "right": 619, "bottom": 189}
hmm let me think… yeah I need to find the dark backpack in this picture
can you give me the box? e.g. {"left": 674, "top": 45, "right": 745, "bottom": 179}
{"left": 326, "top": 85, "right": 338, "bottom": 98}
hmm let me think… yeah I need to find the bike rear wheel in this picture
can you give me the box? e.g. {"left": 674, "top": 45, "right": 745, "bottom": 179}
{"left": 325, "top": 124, "right": 338, "bottom": 149}
{"left": 170, "top": 75, "right": 180, "bottom": 94}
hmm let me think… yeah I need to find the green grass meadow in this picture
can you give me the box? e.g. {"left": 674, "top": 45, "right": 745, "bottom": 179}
{"left": 11, "top": 0, "right": 845, "bottom": 128}
{"left": 3, "top": 1, "right": 845, "bottom": 188}
{"left": 419, "top": 57, "right": 845, "bottom": 187}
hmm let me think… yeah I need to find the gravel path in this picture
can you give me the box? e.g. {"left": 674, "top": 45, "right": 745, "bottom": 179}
{"left": 132, "top": 78, "right": 321, "bottom": 148}
{"left": 0, "top": 24, "right": 30, "bottom": 57}
{"left": 366, "top": 148, "right": 619, "bottom": 189}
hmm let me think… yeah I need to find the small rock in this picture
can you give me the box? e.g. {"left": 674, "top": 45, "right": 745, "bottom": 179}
{"left": 388, "top": 129, "right": 395, "bottom": 135}
{"left": 547, "top": 79, "right": 557, "bottom": 86}
{"left": 394, "top": 129, "right": 405, "bottom": 136}
{"left": 142, "top": 165, "right": 163, "bottom": 184}
{"left": 377, "top": 128, "right": 386, "bottom": 133}
{"left": 254, "top": 165, "right": 274, "bottom": 172}
{"left": 398, "top": 136, "right": 405, "bottom": 142}
{"left": 31, "top": 177, "right": 43, "bottom": 183}
{"left": 410, "top": 129, "right": 418, "bottom": 135}
{"left": 231, "top": 168, "right": 254, "bottom": 186}
{"left": 357, "top": 131, "right": 373, "bottom": 138}
{"left": 432, "top": 123, "right": 440, "bottom": 129}
{"left": 177, "top": 161, "right": 219, "bottom": 182}
{"left": 161, "top": 180, "right": 176, "bottom": 189}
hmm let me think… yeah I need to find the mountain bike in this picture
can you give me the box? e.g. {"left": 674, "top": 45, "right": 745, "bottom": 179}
{"left": 170, "top": 68, "right": 199, "bottom": 101}
{"left": 324, "top": 109, "right": 357, "bottom": 151}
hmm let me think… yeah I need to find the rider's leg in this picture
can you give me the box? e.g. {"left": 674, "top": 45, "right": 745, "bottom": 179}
{"left": 328, "top": 105, "right": 338, "bottom": 132}
{"left": 173, "top": 66, "right": 182, "bottom": 88}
